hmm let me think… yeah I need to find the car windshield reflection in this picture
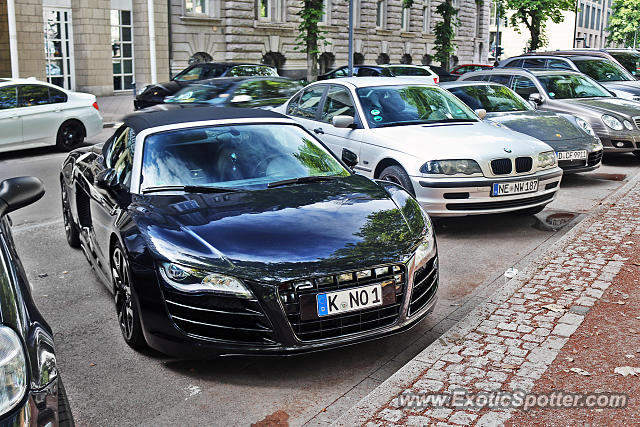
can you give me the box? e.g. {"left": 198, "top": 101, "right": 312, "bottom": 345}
{"left": 448, "top": 85, "right": 531, "bottom": 113}
{"left": 537, "top": 75, "right": 611, "bottom": 99}
{"left": 141, "top": 124, "right": 350, "bottom": 192}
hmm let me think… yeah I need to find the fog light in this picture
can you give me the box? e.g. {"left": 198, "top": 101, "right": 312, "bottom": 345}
{"left": 616, "top": 141, "right": 625, "bottom": 147}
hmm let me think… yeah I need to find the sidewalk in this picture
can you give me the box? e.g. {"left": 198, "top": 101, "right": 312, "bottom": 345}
{"left": 334, "top": 173, "right": 640, "bottom": 426}
{"left": 96, "top": 93, "right": 134, "bottom": 125}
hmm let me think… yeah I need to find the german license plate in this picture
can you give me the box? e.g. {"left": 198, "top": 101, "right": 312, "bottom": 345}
{"left": 317, "top": 284, "right": 383, "bottom": 317}
{"left": 556, "top": 150, "right": 587, "bottom": 161}
{"left": 491, "top": 179, "right": 539, "bottom": 197}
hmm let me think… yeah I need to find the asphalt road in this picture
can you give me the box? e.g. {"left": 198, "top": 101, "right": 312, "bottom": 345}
{"left": 2, "top": 133, "right": 639, "bottom": 426}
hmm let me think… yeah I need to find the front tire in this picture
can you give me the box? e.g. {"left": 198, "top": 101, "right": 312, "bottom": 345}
{"left": 379, "top": 165, "right": 415, "bottom": 196}
{"left": 111, "top": 243, "right": 146, "bottom": 350}
{"left": 61, "top": 181, "right": 80, "bottom": 248}
{"left": 56, "top": 121, "right": 85, "bottom": 152}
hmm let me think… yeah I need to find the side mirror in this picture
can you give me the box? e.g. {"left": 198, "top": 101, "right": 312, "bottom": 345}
{"left": 0, "top": 176, "right": 45, "bottom": 217}
{"left": 341, "top": 148, "right": 358, "bottom": 168}
{"left": 95, "top": 168, "right": 118, "bottom": 190}
{"left": 528, "top": 93, "right": 543, "bottom": 105}
{"left": 474, "top": 108, "right": 487, "bottom": 120}
{"left": 332, "top": 115, "right": 355, "bottom": 128}
{"left": 230, "top": 94, "right": 253, "bottom": 103}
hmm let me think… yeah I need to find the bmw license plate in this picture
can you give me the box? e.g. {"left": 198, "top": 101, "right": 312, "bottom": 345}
{"left": 317, "top": 284, "right": 383, "bottom": 317}
{"left": 491, "top": 179, "right": 539, "bottom": 197}
{"left": 556, "top": 150, "right": 587, "bottom": 161}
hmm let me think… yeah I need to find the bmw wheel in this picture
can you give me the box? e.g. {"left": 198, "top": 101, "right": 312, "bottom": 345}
{"left": 56, "top": 121, "right": 85, "bottom": 152}
{"left": 379, "top": 165, "right": 415, "bottom": 196}
{"left": 111, "top": 243, "right": 146, "bottom": 349}
{"left": 60, "top": 180, "right": 80, "bottom": 248}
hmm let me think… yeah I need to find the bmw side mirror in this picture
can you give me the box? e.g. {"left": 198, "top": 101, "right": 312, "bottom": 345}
{"left": 0, "top": 176, "right": 45, "bottom": 217}
{"left": 528, "top": 93, "right": 543, "bottom": 106}
{"left": 342, "top": 148, "right": 358, "bottom": 168}
{"left": 332, "top": 115, "right": 355, "bottom": 128}
{"left": 474, "top": 108, "right": 487, "bottom": 120}
{"left": 95, "top": 168, "right": 118, "bottom": 190}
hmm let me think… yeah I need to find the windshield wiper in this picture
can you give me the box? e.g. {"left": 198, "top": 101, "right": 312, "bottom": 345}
{"left": 267, "top": 175, "right": 341, "bottom": 188}
{"left": 142, "top": 185, "right": 241, "bottom": 194}
{"left": 378, "top": 118, "right": 477, "bottom": 128}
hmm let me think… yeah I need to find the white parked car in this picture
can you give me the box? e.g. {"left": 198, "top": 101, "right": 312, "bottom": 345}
{"left": 277, "top": 77, "right": 563, "bottom": 216}
{"left": 382, "top": 64, "right": 440, "bottom": 84}
{"left": 0, "top": 78, "right": 103, "bottom": 153}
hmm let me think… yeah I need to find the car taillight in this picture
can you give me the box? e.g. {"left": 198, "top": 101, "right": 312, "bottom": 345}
{"left": 92, "top": 102, "right": 99, "bottom": 110}
{"left": 434, "top": 76, "right": 439, "bottom": 84}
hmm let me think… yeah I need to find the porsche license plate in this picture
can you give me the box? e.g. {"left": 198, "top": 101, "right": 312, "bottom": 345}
{"left": 556, "top": 150, "right": 587, "bottom": 161}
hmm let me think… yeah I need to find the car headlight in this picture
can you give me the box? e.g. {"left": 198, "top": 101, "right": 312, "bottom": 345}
{"left": 575, "top": 117, "right": 596, "bottom": 137}
{"left": 420, "top": 159, "right": 482, "bottom": 176}
{"left": 602, "top": 114, "right": 624, "bottom": 131}
{"left": 160, "top": 262, "right": 254, "bottom": 297}
{"left": 624, "top": 120, "right": 634, "bottom": 130}
{"left": 413, "top": 217, "right": 435, "bottom": 270}
{"left": 538, "top": 151, "right": 557, "bottom": 169}
{"left": 0, "top": 326, "right": 28, "bottom": 416}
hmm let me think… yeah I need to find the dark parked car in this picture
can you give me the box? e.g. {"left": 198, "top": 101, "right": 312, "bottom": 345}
{"left": 164, "top": 77, "right": 302, "bottom": 109}
{"left": 442, "top": 81, "right": 603, "bottom": 173}
{"left": 0, "top": 177, "right": 73, "bottom": 426}
{"left": 425, "top": 65, "right": 458, "bottom": 82}
{"left": 133, "top": 63, "right": 278, "bottom": 109}
{"left": 60, "top": 106, "right": 439, "bottom": 357}
{"left": 318, "top": 65, "right": 394, "bottom": 80}
{"left": 450, "top": 64, "right": 493, "bottom": 77}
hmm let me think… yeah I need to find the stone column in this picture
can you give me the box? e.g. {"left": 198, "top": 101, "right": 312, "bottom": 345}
{"left": 133, "top": 0, "right": 169, "bottom": 88}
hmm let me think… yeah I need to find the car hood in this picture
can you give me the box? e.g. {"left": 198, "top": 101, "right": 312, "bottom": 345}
{"left": 370, "top": 121, "right": 553, "bottom": 159}
{"left": 129, "top": 175, "right": 426, "bottom": 283}
{"left": 485, "top": 111, "right": 584, "bottom": 141}
{"left": 563, "top": 97, "right": 640, "bottom": 118}
{"left": 137, "top": 80, "right": 185, "bottom": 99}
{"left": 601, "top": 80, "right": 640, "bottom": 96}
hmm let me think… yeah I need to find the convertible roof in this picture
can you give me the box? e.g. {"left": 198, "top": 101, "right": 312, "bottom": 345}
{"left": 122, "top": 105, "right": 288, "bottom": 133}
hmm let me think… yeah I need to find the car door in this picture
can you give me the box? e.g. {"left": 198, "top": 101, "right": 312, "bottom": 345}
{"left": 317, "top": 84, "right": 365, "bottom": 163}
{"left": 17, "top": 84, "right": 61, "bottom": 146}
{"left": 286, "top": 84, "right": 328, "bottom": 137}
{"left": 0, "top": 86, "right": 22, "bottom": 151}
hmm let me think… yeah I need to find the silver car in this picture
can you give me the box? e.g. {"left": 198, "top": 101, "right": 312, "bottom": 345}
{"left": 460, "top": 68, "right": 640, "bottom": 157}
{"left": 277, "top": 77, "right": 563, "bottom": 217}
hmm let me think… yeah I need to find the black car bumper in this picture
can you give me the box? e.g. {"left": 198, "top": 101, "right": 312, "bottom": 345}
{"left": 133, "top": 98, "right": 162, "bottom": 110}
{"left": 0, "top": 379, "right": 59, "bottom": 427}
{"left": 132, "top": 256, "right": 439, "bottom": 358}
{"left": 557, "top": 149, "right": 603, "bottom": 174}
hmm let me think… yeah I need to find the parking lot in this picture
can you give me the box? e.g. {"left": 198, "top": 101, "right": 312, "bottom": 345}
{"left": 2, "top": 128, "right": 638, "bottom": 425}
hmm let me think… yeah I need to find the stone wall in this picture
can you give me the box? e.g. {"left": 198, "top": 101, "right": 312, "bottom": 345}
{"left": 0, "top": 2, "right": 10, "bottom": 77}
{"left": 132, "top": 0, "right": 170, "bottom": 88}
{"left": 15, "top": 0, "right": 46, "bottom": 80}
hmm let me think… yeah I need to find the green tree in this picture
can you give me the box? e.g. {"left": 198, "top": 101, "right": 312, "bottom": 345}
{"left": 433, "top": 0, "right": 459, "bottom": 70}
{"left": 607, "top": 0, "right": 640, "bottom": 47}
{"left": 501, "top": 0, "right": 576, "bottom": 52}
{"left": 295, "top": 0, "right": 330, "bottom": 82}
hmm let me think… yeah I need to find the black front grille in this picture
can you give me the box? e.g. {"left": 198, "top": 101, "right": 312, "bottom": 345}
{"left": 165, "top": 293, "right": 276, "bottom": 344}
{"left": 491, "top": 158, "right": 512, "bottom": 175}
{"left": 515, "top": 157, "right": 533, "bottom": 173}
{"left": 409, "top": 257, "right": 438, "bottom": 316}
{"left": 279, "top": 265, "right": 405, "bottom": 341}
{"left": 446, "top": 192, "right": 555, "bottom": 211}
{"left": 588, "top": 150, "right": 603, "bottom": 166}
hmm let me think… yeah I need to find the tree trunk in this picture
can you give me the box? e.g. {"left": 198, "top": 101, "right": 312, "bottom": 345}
{"left": 529, "top": 11, "right": 542, "bottom": 51}
{"left": 307, "top": 51, "right": 318, "bottom": 82}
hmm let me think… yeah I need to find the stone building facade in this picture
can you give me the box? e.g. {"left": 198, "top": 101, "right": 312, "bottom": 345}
{"left": 170, "top": 0, "right": 491, "bottom": 78}
{"left": 0, "top": 0, "right": 169, "bottom": 96}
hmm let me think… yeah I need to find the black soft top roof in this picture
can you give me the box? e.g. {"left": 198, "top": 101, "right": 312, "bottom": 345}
{"left": 122, "top": 105, "right": 288, "bottom": 133}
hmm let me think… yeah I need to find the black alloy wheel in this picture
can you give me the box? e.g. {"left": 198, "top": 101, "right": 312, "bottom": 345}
{"left": 111, "top": 244, "right": 146, "bottom": 349}
{"left": 56, "top": 121, "right": 84, "bottom": 151}
{"left": 379, "top": 165, "right": 415, "bottom": 196}
{"left": 60, "top": 181, "right": 80, "bottom": 248}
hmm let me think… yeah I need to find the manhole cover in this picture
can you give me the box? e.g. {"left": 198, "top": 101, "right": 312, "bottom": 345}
{"left": 534, "top": 211, "right": 579, "bottom": 232}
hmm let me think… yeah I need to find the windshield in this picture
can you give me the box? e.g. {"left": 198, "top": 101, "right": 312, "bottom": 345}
{"left": 609, "top": 52, "right": 640, "bottom": 77}
{"left": 537, "top": 74, "right": 611, "bottom": 99}
{"left": 173, "top": 65, "right": 226, "bottom": 82}
{"left": 356, "top": 85, "right": 478, "bottom": 128}
{"left": 447, "top": 85, "right": 531, "bottom": 112}
{"left": 573, "top": 58, "right": 635, "bottom": 82}
{"left": 388, "top": 66, "right": 431, "bottom": 76}
{"left": 167, "top": 83, "right": 234, "bottom": 103}
{"left": 141, "top": 124, "right": 349, "bottom": 191}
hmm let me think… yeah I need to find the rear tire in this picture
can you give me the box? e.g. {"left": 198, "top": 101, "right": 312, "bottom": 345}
{"left": 633, "top": 150, "right": 640, "bottom": 159}
{"left": 57, "top": 376, "right": 75, "bottom": 427}
{"left": 61, "top": 181, "right": 81, "bottom": 248}
{"left": 56, "top": 121, "right": 85, "bottom": 152}
{"left": 379, "top": 165, "right": 415, "bottom": 196}
{"left": 514, "top": 204, "right": 546, "bottom": 216}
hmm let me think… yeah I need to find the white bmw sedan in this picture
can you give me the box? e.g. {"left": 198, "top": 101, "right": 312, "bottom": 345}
{"left": 0, "top": 78, "right": 103, "bottom": 153}
{"left": 277, "top": 77, "right": 563, "bottom": 216}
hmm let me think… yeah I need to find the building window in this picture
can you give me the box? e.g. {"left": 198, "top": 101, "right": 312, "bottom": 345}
{"left": 475, "top": 1, "right": 482, "bottom": 37}
{"left": 401, "top": 6, "right": 410, "bottom": 31}
{"left": 578, "top": 2, "right": 584, "bottom": 27}
{"left": 376, "top": 0, "right": 385, "bottom": 28}
{"left": 185, "top": 0, "right": 206, "bottom": 14}
{"left": 44, "top": 8, "right": 74, "bottom": 90}
{"left": 596, "top": 7, "right": 601, "bottom": 29}
{"left": 591, "top": 6, "right": 595, "bottom": 29}
{"left": 111, "top": 9, "right": 134, "bottom": 91}
{"left": 423, "top": 2, "right": 430, "bottom": 32}
{"left": 585, "top": 5, "right": 590, "bottom": 28}
{"left": 258, "top": 0, "right": 271, "bottom": 20}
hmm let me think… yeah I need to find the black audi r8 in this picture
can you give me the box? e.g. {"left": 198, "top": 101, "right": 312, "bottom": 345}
{"left": 0, "top": 177, "right": 73, "bottom": 426}
{"left": 59, "top": 106, "right": 439, "bottom": 357}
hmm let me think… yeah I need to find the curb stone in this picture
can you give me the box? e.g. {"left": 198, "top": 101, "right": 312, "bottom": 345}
{"left": 333, "top": 171, "right": 640, "bottom": 427}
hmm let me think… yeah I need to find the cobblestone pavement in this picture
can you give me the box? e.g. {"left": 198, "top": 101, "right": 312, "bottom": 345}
{"left": 334, "top": 172, "right": 640, "bottom": 426}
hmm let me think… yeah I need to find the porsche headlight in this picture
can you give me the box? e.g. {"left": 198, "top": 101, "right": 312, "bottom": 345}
{"left": 0, "top": 326, "right": 27, "bottom": 416}
{"left": 602, "top": 114, "right": 624, "bottom": 131}
{"left": 413, "top": 217, "right": 435, "bottom": 270}
{"left": 420, "top": 160, "right": 482, "bottom": 176}
{"left": 575, "top": 117, "right": 596, "bottom": 137}
{"left": 538, "top": 151, "right": 557, "bottom": 169}
{"left": 160, "top": 262, "right": 253, "bottom": 298}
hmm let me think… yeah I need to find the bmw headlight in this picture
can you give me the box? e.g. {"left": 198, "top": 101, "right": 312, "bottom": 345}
{"left": 602, "top": 114, "right": 624, "bottom": 131}
{"left": 624, "top": 120, "right": 634, "bottom": 130}
{"left": 575, "top": 117, "right": 596, "bottom": 137}
{"left": 538, "top": 151, "right": 557, "bottom": 169}
{"left": 420, "top": 160, "right": 482, "bottom": 176}
{"left": 413, "top": 217, "right": 435, "bottom": 270}
{"left": 160, "top": 262, "right": 254, "bottom": 298}
{"left": 0, "top": 326, "right": 27, "bottom": 416}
